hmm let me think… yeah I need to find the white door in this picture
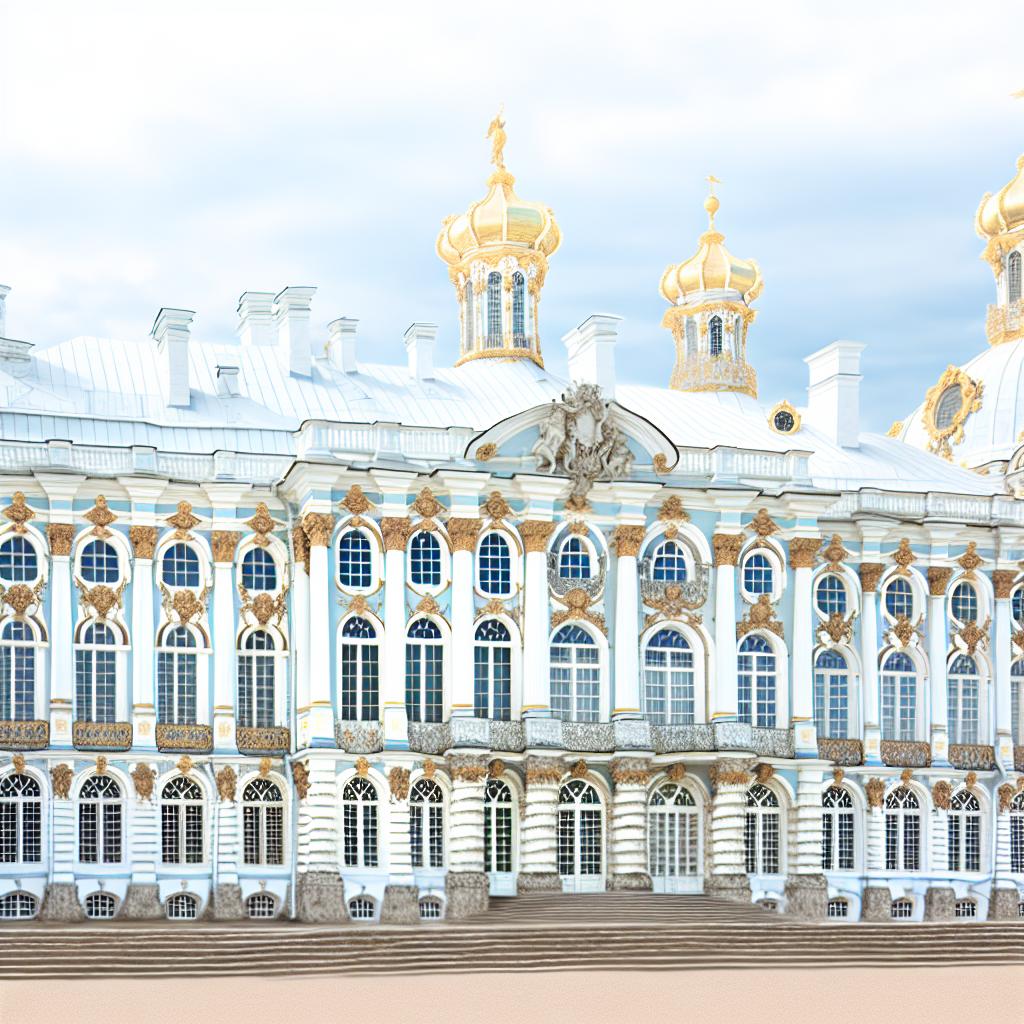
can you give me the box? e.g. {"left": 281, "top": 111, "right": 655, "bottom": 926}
{"left": 484, "top": 779, "right": 517, "bottom": 896}
{"left": 648, "top": 782, "right": 701, "bottom": 893}
{"left": 558, "top": 780, "right": 604, "bottom": 893}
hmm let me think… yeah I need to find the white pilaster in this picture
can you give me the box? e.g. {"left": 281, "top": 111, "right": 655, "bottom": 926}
{"left": 449, "top": 542, "right": 477, "bottom": 718}
{"left": 382, "top": 538, "right": 409, "bottom": 747}
{"left": 520, "top": 757, "right": 561, "bottom": 878}
{"left": 303, "top": 511, "right": 335, "bottom": 745}
{"left": 448, "top": 758, "right": 487, "bottom": 873}
{"left": 712, "top": 539, "right": 740, "bottom": 721}
{"left": 793, "top": 766, "right": 824, "bottom": 873}
{"left": 865, "top": 804, "right": 884, "bottom": 871}
{"left": 296, "top": 759, "right": 338, "bottom": 875}
{"left": 993, "top": 576, "right": 1014, "bottom": 769}
{"left": 131, "top": 552, "right": 156, "bottom": 749}
{"left": 928, "top": 587, "right": 950, "bottom": 766}
{"left": 292, "top": 541, "right": 311, "bottom": 749}
{"left": 859, "top": 564, "right": 882, "bottom": 766}
{"left": 789, "top": 538, "right": 819, "bottom": 755}
{"left": 710, "top": 765, "right": 749, "bottom": 878}
{"left": 521, "top": 520, "right": 555, "bottom": 717}
{"left": 610, "top": 758, "right": 650, "bottom": 884}
{"left": 212, "top": 556, "right": 237, "bottom": 752}
{"left": 612, "top": 525, "right": 644, "bottom": 718}
{"left": 48, "top": 547, "right": 74, "bottom": 747}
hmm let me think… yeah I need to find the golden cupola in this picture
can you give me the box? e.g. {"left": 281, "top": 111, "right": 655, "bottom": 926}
{"left": 436, "top": 112, "right": 561, "bottom": 367}
{"left": 660, "top": 183, "right": 763, "bottom": 397}
{"left": 975, "top": 153, "right": 1024, "bottom": 346}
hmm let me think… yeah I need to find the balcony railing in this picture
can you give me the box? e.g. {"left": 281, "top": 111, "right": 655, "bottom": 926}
{"left": 639, "top": 563, "right": 710, "bottom": 612}
{"left": 0, "top": 720, "right": 48, "bottom": 750}
{"left": 73, "top": 721, "right": 132, "bottom": 751}
{"left": 817, "top": 737, "right": 864, "bottom": 766}
{"left": 335, "top": 721, "right": 384, "bottom": 754}
{"left": 236, "top": 726, "right": 290, "bottom": 755}
{"left": 948, "top": 744, "right": 996, "bottom": 770}
{"left": 155, "top": 723, "right": 213, "bottom": 753}
{"left": 547, "top": 553, "right": 606, "bottom": 599}
{"left": 880, "top": 740, "right": 931, "bottom": 768}
{"left": 986, "top": 300, "right": 1024, "bottom": 346}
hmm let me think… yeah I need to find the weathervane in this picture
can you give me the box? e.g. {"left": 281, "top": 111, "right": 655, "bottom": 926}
{"left": 487, "top": 105, "right": 507, "bottom": 170}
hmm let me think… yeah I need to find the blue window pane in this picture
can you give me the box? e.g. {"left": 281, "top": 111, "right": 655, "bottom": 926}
{"left": 884, "top": 578, "right": 913, "bottom": 618}
{"left": 479, "top": 533, "right": 511, "bottom": 595}
{"left": 558, "top": 537, "right": 591, "bottom": 580}
{"left": 410, "top": 532, "right": 442, "bottom": 587}
{"left": 0, "top": 537, "right": 38, "bottom": 583}
{"left": 81, "top": 540, "right": 119, "bottom": 584}
{"left": 241, "top": 547, "right": 277, "bottom": 591}
{"left": 652, "top": 541, "right": 687, "bottom": 582}
{"left": 743, "top": 553, "right": 773, "bottom": 595}
{"left": 338, "top": 531, "right": 372, "bottom": 589}
{"left": 161, "top": 543, "right": 199, "bottom": 587}
{"left": 815, "top": 575, "right": 847, "bottom": 616}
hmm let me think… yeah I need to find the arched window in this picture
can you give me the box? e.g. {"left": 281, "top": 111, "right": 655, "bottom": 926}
{"left": 85, "top": 892, "right": 117, "bottom": 919}
{"left": 242, "top": 778, "right": 284, "bottom": 865}
{"left": 1010, "top": 791, "right": 1024, "bottom": 873}
{"left": 948, "top": 789, "right": 981, "bottom": 872}
{"left": 237, "top": 630, "right": 275, "bottom": 728}
{"left": 738, "top": 635, "right": 776, "bottom": 728}
{"left": 550, "top": 624, "right": 600, "bottom": 722}
{"left": 486, "top": 271, "right": 502, "bottom": 347}
{"left": 248, "top": 893, "right": 277, "bottom": 919}
{"left": 648, "top": 782, "right": 699, "bottom": 880}
{"left": 478, "top": 532, "right": 511, "bottom": 596}
{"left": 405, "top": 618, "right": 443, "bottom": 723}
{"left": 558, "top": 780, "right": 603, "bottom": 879}
{"left": 1012, "top": 660, "right": 1024, "bottom": 746}
{"left": 948, "top": 654, "right": 980, "bottom": 745}
{"left": 78, "top": 775, "right": 122, "bottom": 864}
{"left": 742, "top": 552, "right": 773, "bottom": 596}
{"left": 1009, "top": 249, "right": 1022, "bottom": 304}
{"left": 951, "top": 582, "right": 977, "bottom": 623}
{"left": 241, "top": 547, "right": 277, "bottom": 591}
{"left": 709, "top": 316, "right": 723, "bottom": 356}
{"left": 1013, "top": 585, "right": 1024, "bottom": 626}
{"left": 409, "top": 531, "right": 442, "bottom": 587}
{"left": 884, "top": 577, "right": 914, "bottom": 619}
{"left": 484, "top": 779, "right": 514, "bottom": 873}
{"left": 348, "top": 895, "right": 375, "bottom": 921}
{"left": 744, "top": 784, "right": 780, "bottom": 874}
{"left": 474, "top": 619, "right": 512, "bottom": 720}
{"left": 340, "top": 617, "right": 379, "bottom": 721}
{"left": 884, "top": 787, "right": 921, "bottom": 871}
{"left": 0, "top": 892, "right": 37, "bottom": 918}
{"left": 161, "top": 542, "right": 199, "bottom": 588}
{"left": 418, "top": 896, "right": 443, "bottom": 920}
{"left": 342, "top": 777, "right": 379, "bottom": 868}
{"left": 813, "top": 649, "right": 849, "bottom": 739}
{"left": 0, "top": 621, "right": 36, "bottom": 721}
{"left": 642, "top": 628, "right": 694, "bottom": 725}
{"left": 652, "top": 540, "right": 687, "bottom": 582}
{"left": 410, "top": 778, "right": 444, "bottom": 869}
{"left": 815, "top": 574, "right": 847, "bottom": 616}
{"left": 891, "top": 897, "right": 914, "bottom": 919}
{"left": 166, "top": 893, "right": 198, "bottom": 920}
{"left": 0, "top": 773, "right": 41, "bottom": 863}
{"left": 161, "top": 776, "right": 204, "bottom": 865}
{"left": 881, "top": 651, "right": 917, "bottom": 741}
{"left": 558, "top": 536, "right": 592, "bottom": 580}
{"left": 338, "top": 530, "right": 373, "bottom": 590}
{"left": 821, "top": 786, "right": 854, "bottom": 871}
{"left": 80, "top": 539, "right": 119, "bottom": 583}
{"left": 75, "top": 622, "right": 117, "bottom": 724}
{"left": 464, "top": 280, "right": 475, "bottom": 349}
{"left": 0, "top": 536, "right": 38, "bottom": 583}
{"left": 511, "top": 271, "right": 527, "bottom": 346}
{"left": 157, "top": 626, "right": 198, "bottom": 725}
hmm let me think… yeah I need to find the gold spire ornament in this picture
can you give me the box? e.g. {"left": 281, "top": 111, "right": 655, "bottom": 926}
{"left": 487, "top": 106, "right": 507, "bottom": 170}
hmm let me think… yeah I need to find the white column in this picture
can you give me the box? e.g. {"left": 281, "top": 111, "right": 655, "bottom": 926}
{"left": 303, "top": 512, "right": 335, "bottom": 744}
{"left": 711, "top": 535, "right": 742, "bottom": 721}
{"left": 932, "top": 799, "right": 950, "bottom": 875}
{"left": 865, "top": 801, "right": 884, "bottom": 871}
{"left": 520, "top": 756, "right": 561, "bottom": 886}
{"left": 448, "top": 520, "right": 481, "bottom": 718}
{"left": 129, "top": 764, "right": 159, "bottom": 885}
{"left": 47, "top": 525, "right": 74, "bottom": 747}
{"left": 129, "top": 530, "right": 157, "bottom": 750}
{"left": 927, "top": 568, "right": 951, "bottom": 767}
{"left": 994, "top": 785, "right": 1014, "bottom": 892}
{"left": 520, "top": 521, "right": 555, "bottom": 717}
{"left": 993, "top": 572, "right": 1015, "bottom": 769}
{"left": 610, "top": 758, "right": 650, "bottom": 886}
{"left": 789, "top": 538, "right": 819, "bottom": 754}
{"left": 447, "top": 756, "right": 487, "bottom": 873}
{"left": 612, "top": 526, "right": 644, "bottom": 718}
{"left": 793, "top": 766, "right": 824, "bottom": 873}
{"left": 859, "top": 565, "right": 883, "bottom": 766}
{"left": 296, "top": 758, "right": 338, "bottom": 875}
{"left": 50, "top": 780, "right": 76, "bottom": 885}
{"left": 215, "top": 768, "right": 239, "bottom": 888}
{"left": 211, "top": 533, "right": 239, "bottom": 752}
{"left": 292, "top": 525, "right": 311, "bottom": 749}
{"left": 708, "top": 762, "right": 750, "bottom": 894}
{"left": 388, "top": 788, "right": 414, "bottom": 885}
{"left": 381, "top": 518, "right": 411, "bottom": 747}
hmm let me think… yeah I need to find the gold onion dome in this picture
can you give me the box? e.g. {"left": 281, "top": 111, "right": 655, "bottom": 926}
{"left": 975, "top": 154, "right": 1024, "bottom": 240}
{"left": 660, "top": 193, "right": 762, "bottom": 305}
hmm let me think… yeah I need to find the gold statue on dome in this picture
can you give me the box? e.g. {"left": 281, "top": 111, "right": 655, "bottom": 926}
{"left": 487, "top": 107, "right": 507, "bottom": 170}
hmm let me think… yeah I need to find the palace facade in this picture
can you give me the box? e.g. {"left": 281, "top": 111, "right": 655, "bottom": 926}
{"left": 1, "top": 119, "right": 1023, "bottom": 926}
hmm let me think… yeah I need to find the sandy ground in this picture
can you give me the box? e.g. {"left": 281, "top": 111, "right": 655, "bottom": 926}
{"left": 2, "top": 966, "right": 1022, "bottom": 1024}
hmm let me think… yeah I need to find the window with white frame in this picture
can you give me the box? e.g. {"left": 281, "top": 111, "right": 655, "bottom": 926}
{"left": 947, "top": 654, "right": 980, "bottom": 745}
{"left": 484, "top": 778, "right": 514, "bottom": 873}
{"left": 947, "top": 789, "right": 981, "bottom": 872}
{"left": 409, "top": 531, "right": 442, "bottom": 587}
{"left": 0, "top": 536, "right": 38, "bottom": 583}
{"left": 0, "top": 620, "right": 37, "bottom": 721}
{"left": 1012, "top": 660, "right": 1024, "bottom": 746}
{"left": 248, "top": 893, "right": 277, "bottom": 919}
{"left": 550, "top": 624, "right": 600, "bottom": 722}
{"left": 342, "top": 777, "right": 379, "bottom": 868}
{"left": 78, "top": 775, "right": 122, "bottom": 864}
{"left": 884, "top": 787, "right": 921, "bottom": 871}
{"left": 709, "top": 315, "right": 723, "bottom": 356}
{"left": 348, "top": 896, "right": 375, "bottom": 921}
{"left": 340, "top": 617, "right": 380, "bottom": 721}
{"left": 242, "top": 778, "right": 284, "bottom": 865}
{"left": 1012, "top": 586, "right": 1024, "bottom": 626}
{"left": 1010, "top": 791, "right": 1024, "bottom": 873}
{"left": 486, "top": 271, "right": 502, "bottom": 346}
{"left": 738, "top": 635, "right": 776, "bottom": 728}
{"left": 241, "top": 547, "right": 277, "bottom": 591}
{"left": 951, "top": 581, "right": 978, "bottom": 623}
{"left": 821, "top": 786, "right": 855, "bottom": 871}
{"left": 648, "top": 782, "right": 699, "bottom": 878}
{"left": 881, "top": 652, "right": 918, "bottom": 741}
{"left": 157, "top": 626, "right": 198, "bottom": 725}
{"left": 511, "top": 271, "right": 527, "bottom": 347}
{"left": 814, "top": 649, "right": 850, "bottom": 739}
{"left": 642, "top": 628, "right": 694, "bottom": 725}
{"left": 558, "top": 780, "right": 603, "bottom": 878}
{"left": 815, "top": 574, "right": 848, "bottom": 616}
{"left": 0, "top": 773, "right": 41, "bottom": 863}
{"left": 474, "top": 619, "right": 511, "bottom": 720}
{"left": 744, "top": 784, "right": 781, "bottom": 874}
{"left": 85, "top": 892, "right": 117, "bottom": 919}
{"left": 405, "top": 618, "right": 443, "bottom": 723}
{"left": 955, "top": 899, "right": 977, "bottom": 918}
{"left": 1009, "top": 249, "right": 1022, "bottom": 304}
{"left": 338, "top": 530, "right": 373, "bottom": 590}
{"left": 418, "top": 896, "right": 443, "bottom": 920}
{"left": 161, "top": 542, "right": 200, "bottom": 588}
{"left": 0, "top": 892, "right": 37, "bottom": 919}
{"left": 237, "top": 630, "right": 276, "bottom": 728}
{"left": 558, "top": 536, "right": 592, "bottom": 580}
{"left": 884, "top": 577, "right": 914, "bottom": 619}
{"left": 891, "top": 898, "right": 913, "bottom": 919}
{"left": 410, "top": 778, "right": 444, "bottom": 869}
{"left": 742, "top": 552, "right": 773, "bottom": 597}
{"left": 80, "top": 539, "right": 119, "bottom": 583}
{"left": 651, "top": 540, "right": 688, "bottom": 582}
{"left": 478, "top": 532, "right": 512, "bottom": 596}
{"left": 827, "top": 898, "right": 848, "bottom": 918}
{"left": 166, "top": 893, "right": 198, "bottom": 920}
{"left": 75, "top": 622, "right": 117, "bottom": 724}
{"left": 161, "top": 776, "right": 204, "bottom": 865}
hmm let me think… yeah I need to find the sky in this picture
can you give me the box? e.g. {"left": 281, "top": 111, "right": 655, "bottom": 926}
{"left": 0, "top": 1, "right": 1022, "bottom": 431}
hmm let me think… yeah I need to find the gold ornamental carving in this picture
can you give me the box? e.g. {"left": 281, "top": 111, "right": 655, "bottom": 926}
{"left": 748, "top": 508, "right": 780, "bottom": 544}
{"left": 176, "top": 755, "right": 194, "bottom": 775}
{"left": 129, "top": 526, "right": 158, "bottom": 559}
{"left": 665, "top": 762, "right": 687, "bottom": 783}
{"left": 889, "top": 614, "right": 921, "bottom": 648}
{"left": 245, "top": 502, "right": 277, "bottom": 546}
{"left": 11, "top": 754, "right": 25, "bottom": 774}
{"left": 75, "top": 578, "right": 126, "bottom": 619}
{"left": 817, "top": 611, "right": 856, "bottom": 645}
{"left": 354, "top": 756, "right": 370, "bottom": 778}
{"left": 1013, "top": 629, "right": 1024, "bottom": 653}
{"left": 927, "top": 566, "right": 953, "bottom": 597}
{"left": 422, "top": 758, "right": 437, "bottom": 780}
{"left": 2, "top": 492, "right": 35, "bottom": 533}
{"left": 474, "top": 443, "right": 498, "bottom": 462}
{"left": 821, "top": 535, "right": 849, "bottom": 571}
{"left": 892, "top": 538, "right": 916, "bottom": 576}
{"left": 519, "top": 520, "right": 556, "bottom": 553}
{"left": 998, "top": 782, "right": 1015, "bottom": 814}
{"left": 47, "top": 523, "right": 74, "bottom": 557}
{"left": 754, "top": 763, "right": 774, "bottom": 784}
{"left": 652, "top": 453, "right": 670, "bottom": 475}
{"left": 216, "top": 765, "right": 237, "bottom": 802}
{"left": 488, "top": 758, "right": 505, "bottom": 779}
{"left": 952, "top": 616, "right": 989, "bottom": 657}
{"left": 859, "top": 563, "right": 884, "bottom": 593}
{"left": 551, "top": 588, "right": 606, "bottom": 634}
{"left": 414, "top": 593, "right": 443, "bottom": 618}
{"left": 832, "top": 768, "right": 844, "bottom": 786}
{"left": 736, "top": 595, "right": 784, "bottom": 640}
{"left": 292, "top": 524, "right": 310, "bottom": 573}
{"left": 167, "top": 500, "right": 201, "bottom": 539}
{"left": 95, "top": 755, "right": 108, "bottom": 775}
{"left": 642, "top": 583, "right": 704, "bottom": 631}
{"left": 238, "top": 583, "right": 288, "bottom": 627}
{"left": 610, "top": 758, "right": 651, "bottom": 787}
{"left": 447, "top": 518, "right": 482, "bottom": 552}
{"left": 865, "top": 777, "right": 885, "bottom": 809}
{"left": 992, "top": 570, "right": 1017, "bottom": 601}
{"left": 957, "top": 542, "right": 984, "bottom": 579}
{"left": 380, "top": 517, "right": 412, "bottom": 552}
{"left": 389, "top": 766, "right": 410, "bottom": 801}
{"left": 481, "top": 491, "right": 513, "bottom": 523}
{"left": 159, "top": 581, "right": 210, "bottom": 624}
{"left": 712, "top": 533, "right": 743, "bottom": 567}
{"left": 658, "top": 496, "right": 689, "bottom": 523}
{"left": 448, "top": 755, "right": 488, "bottom": 783}
{"left": 411, "top": 487, "right": 446, "bottom": 519}
{"left": 569, "top": 758, "right": 588, "bottom": 779}
{"left": 84, "top": 496, "right": 117, "bottom": 538}
{"left": 900, "top": 768, "right": 914, "bottom": 785}
{"left": 301, "top": 512, "right": 334, "bottom": 548}
{"left": 921, "top": 365, "right": 983, "bottom": 459}
{"left": 341, "top": 485, "right": 376, "bottom": 517}
{"left": 210, "top": 531, "right": 241, "bottom": 564}
{"left": 965, "top": 770, "right": 978, "bottom": 789}
{"left": 788, "top": 537, "right": 821, "bottom": 570}
{"left": 612, "top": 525, "right": 646, "bottom": 558}
{"left": 525, "top": 756, "right": 563, "bottom": 786}
{"left": 709, "top": 762, "right": 752, "bottom": 791}
{"left": 767, "top": 400, "right": 801, "bottom": 435}
{"left": 292, "top": 761, "right": 310, "bottom": 800}
{"left": 932, "top": 780, "right": 952, "bottom": 811}
{"left": 259, "top": 757, "right": 272, "bottom": 778}
{"left": 131, "top": 764, "right": 156, "bottom": 801}
{"left": 887, "top": 420, "right": 904, "bottom": 438}
{"left": 50, "top": 763, "right": 72, "bottom": 799}
{"left": 2, "top": 578, "right": 45, "bottom": 616}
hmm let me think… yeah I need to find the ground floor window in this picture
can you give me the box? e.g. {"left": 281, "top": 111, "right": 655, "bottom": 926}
{"left": 826, "top": 898, "right": 848, "bottom": 918}
{"left": 418, "top": 896, "right": 443, "bottom": 920}
{"left": 891, "top": 898, "right": 914, "bottom": 920}
{"left": 84, "top": 892, "right": 117, "bottom": 919}
{"left": 247, "top": 893, "right": 277, "bottom": 919}
{"left": 954, "top": 899, "right": 977, "bottom": 919}
{"left": 166, "top": 893, "right": 198, "bottom": 920}
{"left": 348, "top": 896, "right": 375, "bottom": 921}
{"left": 0, "top": 892, "right": 37, "bottom": 919}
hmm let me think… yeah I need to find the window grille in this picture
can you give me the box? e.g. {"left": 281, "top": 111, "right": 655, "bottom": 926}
{"left": 338, "top": 531, "right": 373, "bottom": 589}
{"left": 241, "top": 547, "right": 277, "bottom": 591}
{"left": 550, "top": 624, "right": 600, "bottom": 722}
{"left": 642, "top": 629, "right": 694, "bottom": 725}
{"left": 738, "top": 635, "right": 776, "bottom": 728}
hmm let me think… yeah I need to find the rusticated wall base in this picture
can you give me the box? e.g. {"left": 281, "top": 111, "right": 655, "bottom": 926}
{"left": 296, "top": 871, "right": 347, "bottom": 924}
{"left": 445, "top": 871, "right": 489, "bottom": 918}
{"left": 212, "top": 883, "right": 244, "bottom": 920}
{"left": 924, "top": 886, "right": 955, "bottom": 921}
{"left": 990, "top": 888, "right": 1023, "bottom": 920}
{"left": 860, "top": 886, "right": 892, "bottom": 921}
{"left": 607, "top": 872, "right": 653, "bottom": 892}
{"left": 39, "top": 883, "right": 85, "bottom": 922}
{"left": 123, "top": 884, "right": 163, "bottom": 919}
{"left": 380, "top": 885, "right": 420, "bottom": 925}
{"left": 516, "top": 872, "right": 562, "bottom": 893}
{"left": 705, "top": 873, "right": 751, "bottom": 903}
{"left": 784, "top": 874, "right": 828, "bottom": 919}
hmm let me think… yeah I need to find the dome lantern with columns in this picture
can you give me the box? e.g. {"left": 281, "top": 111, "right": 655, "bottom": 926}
{"left": 976, "top": 153, "right": 1024, "bottom": 346}
{"left": 436, "top": 112, "right": 561, "bottom": 368}
{"left": 659, "top": 181, "right": 763, "bottom": 398}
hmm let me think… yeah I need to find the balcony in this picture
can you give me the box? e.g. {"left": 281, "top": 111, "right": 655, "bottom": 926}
{"left": 155, "top": 723, "right": 213, "bottom": 753}
{"left": 547, "top": 552, "right": 606, "bottom": 600}
{"left": 236, "top": 726, "right": 290, "bottom": 755}
{"left": 817, "top": 738, "right": 864, "bottom": 766}
{"left": 0, "top": 720, "right": 48, "bottom": 750}
{"left": 73, "top": 721, "right": 132, "bottom": 752}
{"left": 986, "top": 300, "right": 1024, "bottom": 346}
{"left": 639, "top": 563, "right": 710, "bottom": 614}
{"left": 335, "top": 721, "right": 384, "bottom": 754}
{"left": 670, "top": 352, "right": 757, "bottom": 398}
{"left": 880, "top": 740, "right": 931, "bottom": 768}
{"left": 948, "top": 744, "right": 996, "bottom": 771}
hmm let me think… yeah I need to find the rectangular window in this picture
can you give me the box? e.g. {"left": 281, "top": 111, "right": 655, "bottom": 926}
{"left": 837, "top": 811, "right": 855, "bottom": 871}
{"left": 557, "top": 810, "right": 576, "bottom": 876}
{"left": 79, "top": 803, "right": 98, "bottom": 863}
{"left": 410, "top": 804, "right": 423, "bottom": 868}
{"left": 162, "top": 804, "right": 180, "bottom": 864}
{"left": 1010, "top": 815, "right": 1024, "bottom": 873}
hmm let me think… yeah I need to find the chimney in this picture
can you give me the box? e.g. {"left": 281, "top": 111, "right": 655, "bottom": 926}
{"left": 216, "top": 364, "right": 240, "bottom": 397}
{"left": 274, "top": 286, "right": 317, "bottom": 377}
{"left": 151, "top": 307, "right": 195, "bottom": 408}
{"left": 404, "top": 322, "right": 437, "bottom": 381}
{"left": 0, "top": 285, "right": 10, "bottom": 337}
{"left": 804, "top": 341, "right": 865, "bottom": 448}
{"left": 563, "top": 313, "right": 621, "bottom": 398}
{"left": 236, "top": 291, "right": 276, "bottom": 346}
{"left": 327, "top": 317, "right": 359, "bottom": 373}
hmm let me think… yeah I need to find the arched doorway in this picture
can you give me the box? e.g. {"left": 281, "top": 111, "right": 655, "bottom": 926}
{"left": 484, "top": 778, "right": 517, "bottom": 896}
{"left": 557, "top": 779, "right": 604, "bottom": 893}
{"left": 647, "top": 781, "right": 701, "bottom": 892}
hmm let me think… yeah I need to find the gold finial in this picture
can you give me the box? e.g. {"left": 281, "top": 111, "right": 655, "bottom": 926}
{"left": 704, "top": 175, "right": 722, "bottom": 227}
{"left": 487, "top": 106, "right": 507, "bottom": 170}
